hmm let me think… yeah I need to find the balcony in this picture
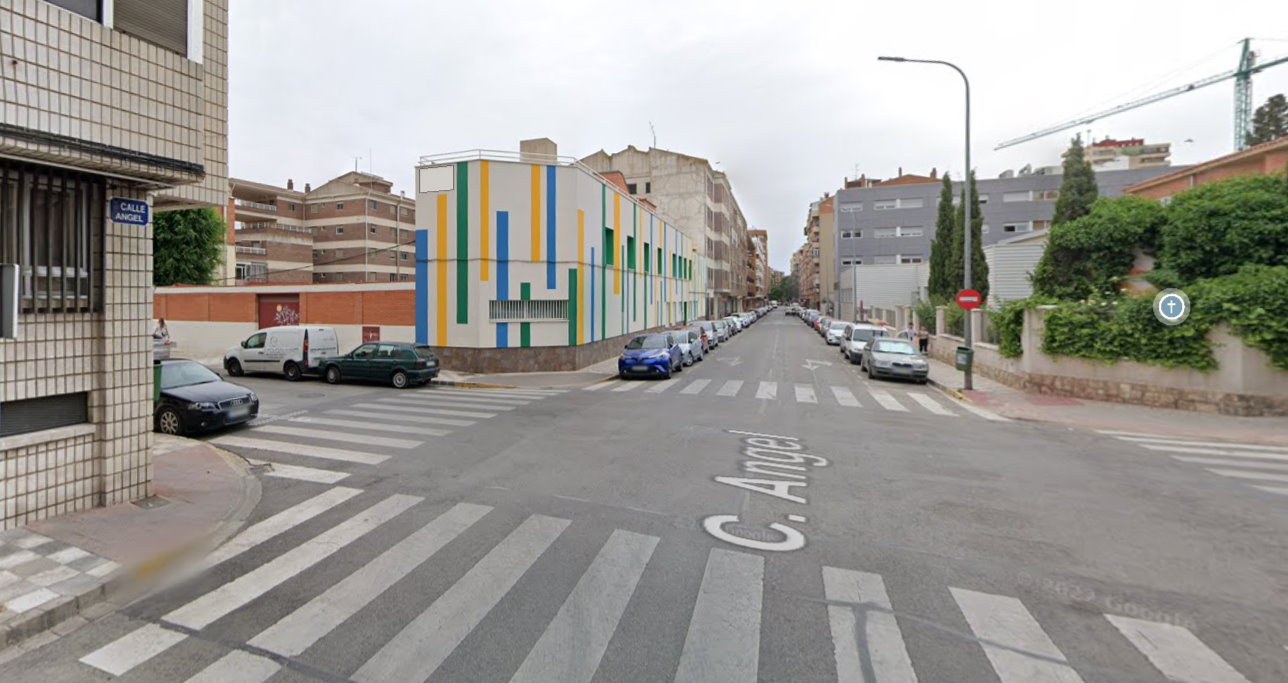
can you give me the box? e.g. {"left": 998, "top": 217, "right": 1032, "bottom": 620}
{"left": 235, "top": 199, "right": 278, "bottom": 212}
{"left": 236, "top": 245, "right": 267, "bottom": 255}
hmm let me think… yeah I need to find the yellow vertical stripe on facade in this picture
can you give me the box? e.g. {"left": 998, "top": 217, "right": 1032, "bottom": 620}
{"left": 613, "top": 192, "right": 621, "bottom": 294}
{"left": 530, "top": 165, "right": 541, "bottom": 262}
{"left": 436, "top": 194, "right": 448, "bottom": 346}
{"left": 577, "top": 209, "right": 585, "bottom": 344}
{"left": 480, "top": 161, "right": 490, "bottom": 281}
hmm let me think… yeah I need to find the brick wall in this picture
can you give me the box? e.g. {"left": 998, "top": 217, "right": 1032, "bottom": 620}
{"left": 156, "top": 286, "right": 414, "bottom": 327}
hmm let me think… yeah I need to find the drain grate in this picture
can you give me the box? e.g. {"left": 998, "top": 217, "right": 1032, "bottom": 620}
{"left": 131, "top": 496, "right": 171, "bottom": 510}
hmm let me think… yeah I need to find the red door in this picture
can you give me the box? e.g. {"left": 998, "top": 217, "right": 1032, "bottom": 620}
{"left": 257, "top": 295, "right": 300, "bottom": 328}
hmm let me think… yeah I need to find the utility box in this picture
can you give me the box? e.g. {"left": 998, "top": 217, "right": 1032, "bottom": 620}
{"left": 955, "top": 345, "right": 974, "bottom": 372}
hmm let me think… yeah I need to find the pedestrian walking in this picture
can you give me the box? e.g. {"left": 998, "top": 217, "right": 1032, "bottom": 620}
{"left": 901, "top": 322, "right": 916, "bottom": 340}
{"left": 152, "top": 318, "right": 170, "bottom": 341}
{"left": 917, "top": 325, "right": 930, "bottom": 354}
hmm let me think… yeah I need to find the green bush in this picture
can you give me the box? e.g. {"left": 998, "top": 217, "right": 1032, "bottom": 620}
{"left": 1032, "top": 196, "right": 1167, "bottom": 301}
{"left": 1041, "top": 296, "right": 1217, "bottom": 370}
{"left": 913, "top": 300, "right": 938, "bottom": 334}
{"left": 944, "top": 305, "right": 964, "bottom": 337}
{"left": 1159, "top": 174, "right": 1288, "bottom": 282}
{"left": 991, "top": 297, "right": 1057, "bottom": 358}
{"left": 1191, "top": 264, "right": 1288, "bottom": 370}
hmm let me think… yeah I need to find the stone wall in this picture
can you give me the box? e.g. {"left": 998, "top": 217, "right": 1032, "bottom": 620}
{"left": 430, "top": 324, "right": 677, "bottom": 374}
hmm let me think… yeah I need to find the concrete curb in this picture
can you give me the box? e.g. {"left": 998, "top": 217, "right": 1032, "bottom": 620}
{"left": 429, "top": 375, "right": 618, "bottom": 390}
{"left": 0, "top": 441, "right": 261, "bottom": 651}
{"left": 926, "top": 376, "right": 969, "bottom": 402}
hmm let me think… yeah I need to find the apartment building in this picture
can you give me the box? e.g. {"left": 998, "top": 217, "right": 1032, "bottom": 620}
{"left": 579, "top": 146, "right": 749, "bottom": 317}
{"left": 748, "top": 229, "right": 769, "bottom": 304}
{"left": 1087, "top": 138, "right": 1172, "bottom": 171}
{"left": 0, "top": 0, "right": 228, "bottom": 527}
{"left": 229, "top": 172, "right": 417, "bottom": 285}
{"left": 1124, "top": 136, "right": 1288, "bottom": 200}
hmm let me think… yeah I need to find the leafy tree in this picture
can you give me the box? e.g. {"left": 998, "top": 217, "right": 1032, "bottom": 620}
{"left": 1158, "top": 173, "right": 1288, "bottom": 281}
{"left": 1053, "top": 135, "right": 1099, "bottom": 226}
{"left": 153, "top": 208, "right": 226, "bottom": 286}
{"left": 1032, "top": 196, "right": 1167, "bottom": 300}
{"left": 769, "top": 274, "right": 798, "bottom": 302}
{"left": 953, "top": 170, "right": 989, "bottom": 300}
{"left": 927, "top": 172, "right": 956, "bottom": 301}
{"left": 1246, "top": 93, "right": 1288, "bottom": 146}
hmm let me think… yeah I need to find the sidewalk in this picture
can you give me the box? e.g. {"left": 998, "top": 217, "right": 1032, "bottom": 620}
{"left": 925, "top": 357, "right": 1288, "bottom": 445}
{"left": 0, "top": 434, "right": 260, "bottom": 650}
{"left": 432, "top": 357, "right": 619, "bottom": 389}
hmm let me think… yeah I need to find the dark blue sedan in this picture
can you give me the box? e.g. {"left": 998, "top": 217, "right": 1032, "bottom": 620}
{"left": 618, "top": 333, "right": 684, "bottom": 380}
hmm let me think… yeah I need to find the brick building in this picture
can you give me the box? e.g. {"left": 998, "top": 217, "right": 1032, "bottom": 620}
{"left": 229, "top": 171, "right": 416, "bottom": 285}
{"left": 1124, "top": 136, "right": 1288, "bottom": 200}
{"left": 1, "top": 0, "right": 228, "bottom": 527}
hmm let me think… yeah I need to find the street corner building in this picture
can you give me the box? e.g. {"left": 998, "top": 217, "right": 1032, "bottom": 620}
{"left": 1, "top": 1, "right": 229, "bottom": 527}
{"left": 413, "top": 142, "right": 703, "bottom": 373}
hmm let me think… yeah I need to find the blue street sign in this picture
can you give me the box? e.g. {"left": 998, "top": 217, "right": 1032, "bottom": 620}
{"left": 110, "top": 198, "right": 150, "bottom": 225}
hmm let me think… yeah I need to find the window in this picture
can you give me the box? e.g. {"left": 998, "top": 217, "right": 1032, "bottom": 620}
{"left": 627, "top": 183, "right": 638, "bottom": 194}
{"left": 1003, "top": 191, "right": 1031, "bottom": 203}
{"left": 627, "top": 235, "right": 637, "bottom": 269}
{"left": 370, "top": 226, "right": 378, "bottom": 235}
{"left": 115, "top": 0, "right": 188, "bottom": 55}
{"left": 874, "top": 228, "right": 897, "bottom": 238}
{"left": 604, "top": 229, "right": 615, "bottom": 265}
{"left": 873, "top": 199, "right": 897, "bottom": 211}
{"left": 841, "top": 231, "right": 852, "bottom": 239}
{"left": 367, "top": 200, "right": 377, "bottom": 210}
{"left": 488, "top": 299, "right": 570, "bottom": 321}
{"left": 900, "top": 255, "right": 924, "bottom": 264}
{"left": 979, "top": 194, "right": 989, "bottom": 204}
{"left": 288, "top": 203, "right": 297, "bottom": 211}
{"left": 337, "top": 202, "right": 345, "bottom": 210}
{"left": 401, "top": 207, "right": 411, "bottom": 217}
{"left": 1032, "top": 220, "right": 1051, "bottom": 231}
{"left": 389, "top": 250, "right": 396, "bottom": 259}
{"left": 235, "top": 263, "right": 267, "bottom": 282}
{"left": 0, "top": 392, "right": 90, "bottom": 437}
{"left": 982, "top": 225, "right": 990, "bottom": 234}
{"left": 657, "top": 248, "right": 663, "bottom": 274}
{"left": 388, "top": 273, "right": 397, "bottom": 281}
{"left": 313, "top": 250, "right": 322, "bottom": 260}
{"left": 839, "top": 204, "right": 862, "bottom": 213}
{"left": 900, "top": 227, "right": 923, "bottom": 237}
{"left": 645, "top": 182, "right": 652, "bottom": 193}
{"left": 310, "top": 204, "right": 320, "bottom": 214}
{"left": 873, "top": 255, "right": 897, "bottom": 264}
{"left": 643, "top": 243, "right": 651, "bottom": 272}
{"left": 336, "top": 226, "right": 344, "bottom": 234}
{"left": 45, "top": 0, "right": 102, "bottom": 21}
{"left": 899, "top": 198, "right": 924, "bottom": 209}
{"left": 1034, "top": 189, "right": 1059, "bottom": 200}
{"left": 1003, "top": 222, "right": 1033, "bottom": 233}
{"left": 400, "top": 251, "right": 409, "bottom": 260}
{"left": 1, "top": 161, "right": 106, "bottom": 313}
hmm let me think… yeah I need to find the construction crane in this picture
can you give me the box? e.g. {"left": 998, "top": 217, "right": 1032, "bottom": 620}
{"left": 996, "top": 38, "right": 1288, "bottom": 151}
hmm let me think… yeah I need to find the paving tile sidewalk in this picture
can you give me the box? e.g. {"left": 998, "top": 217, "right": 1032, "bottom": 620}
{"left": 925, "top": 357, "right": 1288, "bottom": 445}
{"left": 0, "top": 434, "right": 260, "bottom": 650}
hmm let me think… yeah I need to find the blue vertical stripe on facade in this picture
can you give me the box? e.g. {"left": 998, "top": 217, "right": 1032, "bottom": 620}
{"left": 546, "top": 165, "right": 557, "bottom": 289}
{"left": 496, "top": 211, "right": 510, "bottom": 348}
{"left": 415, "top": 229, "right": 429, "bottom": 344}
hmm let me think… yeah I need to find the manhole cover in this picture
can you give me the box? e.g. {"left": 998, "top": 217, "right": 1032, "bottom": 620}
{"left": 132, "top": 496, "right": 171, "bottom": 510}
{"left": 296, "top": 392, "right": 327, "bottom": 399}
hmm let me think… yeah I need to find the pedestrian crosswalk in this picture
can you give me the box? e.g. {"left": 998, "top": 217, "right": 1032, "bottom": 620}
{"left": 1101, "top": 430, "right": 1288, "bottom": 499}
{"left": 74, "top": 491, "right": 1256, "bottom": 682}
{"left": 585, "top": 377, "right": 982, "bottom": 418}
{"left": 217, "top": 388, "right": 565, "bottom": 484}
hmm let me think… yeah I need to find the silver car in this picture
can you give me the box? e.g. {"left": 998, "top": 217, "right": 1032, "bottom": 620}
{"left": 860, "top": 337, "right": 930, "bottom": 383}
{"left": 825, "top": 320, "right": 849, "bottom": 345}
{"left": 671, "top": 327, "right": 705, "bottom": 365}
{"left": 712, "top": 320, "right": 730, "bottom": 342}
{"left": 697, "top": 320, "right": 721, "bottom": 348}
{"left": 842, "top": 324, "right": 888, "bottom": 363}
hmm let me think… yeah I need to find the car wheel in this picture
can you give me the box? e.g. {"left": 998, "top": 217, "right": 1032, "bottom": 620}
{"left": 662, "top": 366, "right": 672, "bottom": 380}
{"left": 391, "top": 370, "right": 409, "bottom": 389}
{"left": 683, "top": 352, "right": 694, "bottom": 367}
{"left": 226, "top": 359, "right": 244, "bottom": 377}
{"left": 284, "top": 361, "right": 302, "bottom": 381}
{"left": 155, "top": 407, "right": 184, "bottom": 435}
{"left": 324, "top": 365, "right": 342, "bottom": 385}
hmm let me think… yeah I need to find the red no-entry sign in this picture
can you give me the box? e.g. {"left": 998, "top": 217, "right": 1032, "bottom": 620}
{"left": 956, "top": 289, "right": 983, "bottom": 310}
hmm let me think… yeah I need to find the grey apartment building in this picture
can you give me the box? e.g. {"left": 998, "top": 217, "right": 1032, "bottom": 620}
{"left": 832, "top": 167, "right": 1180, "bottom": 275}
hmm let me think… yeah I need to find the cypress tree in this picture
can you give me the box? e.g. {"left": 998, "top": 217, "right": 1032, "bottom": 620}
{"left": 1053, "top": 135, "right": 1099, "bottom": 226}
{"left": 927, "top": 172, "right": 956, "bottom": 301}
{"left": 953, "top": 171, "right": 989, "bottom": 299}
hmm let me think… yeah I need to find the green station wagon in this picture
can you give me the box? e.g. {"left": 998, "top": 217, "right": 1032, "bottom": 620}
{"left": 320, "top": 342, "right": 441, "bottom": 388}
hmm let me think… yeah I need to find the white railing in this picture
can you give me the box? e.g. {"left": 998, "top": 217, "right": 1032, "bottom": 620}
{"left": 235, "top": 245, "right": 267, "bottom": 255}
{"left": 235, "top": 199, "right": 277, "bottom": 211}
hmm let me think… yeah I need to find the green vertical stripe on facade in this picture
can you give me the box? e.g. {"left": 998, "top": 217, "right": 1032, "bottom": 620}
{"left": 520, "top": 283, "right": 532, "bottom": 348}
{"left": 455, "top": 162, "right": 469, "bottom": 324}
{"left": 567, "top": 269, "right": 578, "bottom": 346}
{"left": 601, "top": 185, "right": 607, "bottom": 341}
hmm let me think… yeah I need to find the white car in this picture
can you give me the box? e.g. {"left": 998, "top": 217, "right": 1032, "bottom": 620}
{"left": 825, "top": 320, "right": 849, "bottom": 345}
{"left": 842, "top": 324, "right": 889, "bottom": 363}
{"left": 697, "top": 321, "right": 721, "bottom": 348}
{"left": 724, "top": 316, "right": 742, "bottom": 334}
{"left": 671, "top": 327, "right": 705, "bottom": 365}
{"left": 224, "top": 325, "right": 339, "bottom": 380}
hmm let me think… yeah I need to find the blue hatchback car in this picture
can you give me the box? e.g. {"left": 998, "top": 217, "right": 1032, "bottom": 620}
{"left": 618, "top": 333, "right": 683, "bottom": 379}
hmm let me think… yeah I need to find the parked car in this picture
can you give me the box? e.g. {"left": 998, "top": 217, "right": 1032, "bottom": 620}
{"left": 224, "top": 325, "right": 340, "bottom": 381}
{"left": 671, "top": 326, "right": 705, "bottom": 365}
{"left": 842, "top": 324, "right": 889, "bottom": 363}
{"left": 816, "top": 316, "right": 832, "bottom": 335}
{"left": 320, "top": 341, "right": 441, "bottom": 388}
{"left": 860, "top": 337, "right": 930, "bottom": 383}
{"left": 618, "top": 332, "right": 683, "bottom": 379}
{"left": 154, "top": 359, "right": 258, "bottom": 436}
{"left": 786, "top": 305, "right": 799, "bottom": 316}
{"left": 696, "top": 320, "right": 721, "bottom": 348}
{"left": 724, "top": 316, "right": 742, "bottom": 334}
{"left": 713, "top": 319, "right": 730, "bottom": 342}
{"left": 825, "top": 320, "right": 849, "bottom": 345}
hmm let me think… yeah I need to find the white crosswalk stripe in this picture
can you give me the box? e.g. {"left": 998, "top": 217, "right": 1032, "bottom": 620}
{"left": 831, "top": 386, "right": 861, "bottom": 408}
{"left": 1252, "top": 485, "right": 1288, "bottom": 496}
{"left": 824, "top": 567, "right": 916, "bottom": 683}
{"left": 794, "top": 384, "right": 817, "bottom": 403}
{"left": 250, "top": 424, "right": 422, "bottom": 449}
{"left": 867, "top": 388, "right": 907, "bottom": 412}
{"left": 370, "top": 399, "right": 498, "bottom": 418}
{"left": 393, "top": 393, "right": 523, "bottom": 408}
{"left": 583, "top": 381, "right": 613, "bottom": 391}
{"left": 613, "top": 380, "right": 645, "bottom": 392}
{"left": 1106, "top": 615, "right": 1252, "bottom": 683}
{"left": 1134, "top": 443, "right": 1288, "bottom": 462}
{"left": 185, "top": 651, "right": 278, "bottom": 683}
{"left": 906, "top": 392, "right": 956, "bottom": 416}
{"left": 1205, "top": 468, "right": 1288, "bottom": 483}
{"left": 950, "top": 587, "right": 1085, "bottom": 683}
{"left": 675, "top": 549, "right": 763, "bottom": 683}
{"left": 285, "top": 415, "right": 451, "bottom": 437}
{"left": 353, "top": 514, "right": 570, "bottom": 682}
{"left": 717, "top": 380, "right": 744, "bottom": 397}
{"left": 1172, "top": 455, "right": 1288, "bottom": 471}
{"left": 647, "top": 379, "right": 679, "bottom": 393}
{"left": 755, "top": 381, "right": 776, "bottom": 400}
{"left": 192, "top": 487, "right": 362, "bottom": 574}
{"left": 1106, "top": 431, "right": 1288, "bottom": 494}
{"left": 256, "top": 461, "right": 350, "bottom": 484}
{"left": 680, "top": 379, "right": 712, "bottom": 395}
{"left": 407, "top": 392, "right": 532, "bottom": 406}
{"left": 212, "top": 436, "right": 389, "bottom": 465}
{"left": 343, "top": 405, "right": 477, "bottom": 426}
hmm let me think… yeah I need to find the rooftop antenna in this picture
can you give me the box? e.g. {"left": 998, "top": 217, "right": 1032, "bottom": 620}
{"left": 353, "top": 156, "right": 362, "bottom": 172}
{"left": 649, "top": 121, "right": 657, "bottom": 149}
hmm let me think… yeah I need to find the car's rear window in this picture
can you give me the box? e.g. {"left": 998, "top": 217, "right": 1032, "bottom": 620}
{"left": 413, "top": 346, "right": 437, "bottom": 360}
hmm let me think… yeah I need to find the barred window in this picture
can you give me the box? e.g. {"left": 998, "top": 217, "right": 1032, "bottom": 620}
{"left": 488, "top": 299, "right": 569, "bottom": 321}
{"left": 0, "top": 162, "right": 105, "bottom": 313}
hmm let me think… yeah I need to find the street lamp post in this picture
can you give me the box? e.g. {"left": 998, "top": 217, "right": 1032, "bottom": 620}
{"left": 878, "top": 55, "right": 973, "bottom": 390}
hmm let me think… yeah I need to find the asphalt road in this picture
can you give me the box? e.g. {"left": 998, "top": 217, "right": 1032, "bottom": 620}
{"left": 4, "top": 314, "right": 1287, "bottom": 682}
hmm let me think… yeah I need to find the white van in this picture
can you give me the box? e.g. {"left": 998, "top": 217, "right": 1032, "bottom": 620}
{"left": 224, "top": 326, "right": 339, "bottom": 381}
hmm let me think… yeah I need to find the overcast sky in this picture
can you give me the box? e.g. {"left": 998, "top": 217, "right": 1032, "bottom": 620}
{"left": 228, "top": 0, "right": 1288, "bottom": 271}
